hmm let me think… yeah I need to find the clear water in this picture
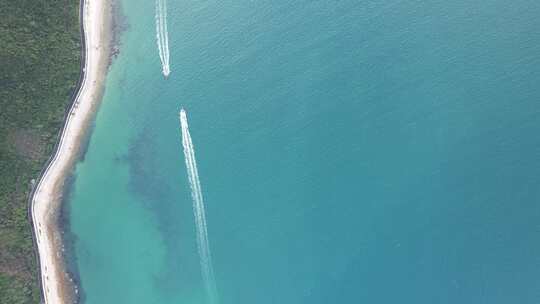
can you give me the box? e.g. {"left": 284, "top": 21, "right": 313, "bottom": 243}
{"left": 67, "top": 0, "right": 540, "bottom": 303}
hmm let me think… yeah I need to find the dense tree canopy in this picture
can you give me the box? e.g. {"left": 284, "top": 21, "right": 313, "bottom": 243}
{"left": 0, "top": 0, "right": 81, "bottom": 303}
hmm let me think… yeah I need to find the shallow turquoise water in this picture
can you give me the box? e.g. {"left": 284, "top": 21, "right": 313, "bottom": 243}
{"left": 68, "top": 0, "right": 540, "bottom": 303}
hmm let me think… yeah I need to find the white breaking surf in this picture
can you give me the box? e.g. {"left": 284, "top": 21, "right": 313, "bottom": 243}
{"left": 155, "top": 0, "right": 170, "bottom": 77}
{"left": 180, "top": 109, "right": 219, "bottom": 304}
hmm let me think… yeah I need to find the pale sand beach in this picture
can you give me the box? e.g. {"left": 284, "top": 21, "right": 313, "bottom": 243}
{"left": 31, "top": 0, "right": 113, "bottom": 303}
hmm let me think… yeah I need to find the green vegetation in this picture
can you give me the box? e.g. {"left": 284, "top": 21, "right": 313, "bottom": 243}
{"left": 0, "top": 0, "right": 82, "bottom": 303}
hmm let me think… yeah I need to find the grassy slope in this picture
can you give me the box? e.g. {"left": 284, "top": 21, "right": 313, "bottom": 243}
{"left": 0, "top": 0, "right": 81, "bottom": 303}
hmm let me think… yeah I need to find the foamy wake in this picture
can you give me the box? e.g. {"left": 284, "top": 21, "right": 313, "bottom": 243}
{"left": 155, "top": 0, "right": 170, "bottom": 77}
{"left": 180, "top": 109, "right": 218, "bottom": 304}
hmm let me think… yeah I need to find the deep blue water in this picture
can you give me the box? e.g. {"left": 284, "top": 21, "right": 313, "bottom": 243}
{"left": 68, "top": 0, "right": 540, "bottom": 303}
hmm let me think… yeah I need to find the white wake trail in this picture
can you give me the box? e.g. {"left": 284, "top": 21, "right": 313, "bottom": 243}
{"left": 180, "top": 109, "right": 218, "bottom": 304}
{"left": 155, "top": 0, "right": 170, "bottom": 77}
{"left": 155, "top": 0, "right": 164, "bottom": 64}
{"left": 162, "top": 0, "right": 170, "bottom": 66}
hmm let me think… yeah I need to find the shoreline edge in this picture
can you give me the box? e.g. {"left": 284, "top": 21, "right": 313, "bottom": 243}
{"left": 29, "top": 0, "right": 114, "bottom": 303}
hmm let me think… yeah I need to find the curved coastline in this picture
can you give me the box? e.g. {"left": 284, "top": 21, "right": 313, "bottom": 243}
{"left": 29, "top": 0, "right": 113, "bottom": 303}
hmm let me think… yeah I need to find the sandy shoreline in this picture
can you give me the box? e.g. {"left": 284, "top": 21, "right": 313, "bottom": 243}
{"left": 30, "top": 0, "right": 113, "bottom": 303}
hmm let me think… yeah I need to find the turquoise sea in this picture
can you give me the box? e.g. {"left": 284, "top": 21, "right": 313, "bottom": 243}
{"left": 66, "top": 0, "right": 540, "bottom": 303}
